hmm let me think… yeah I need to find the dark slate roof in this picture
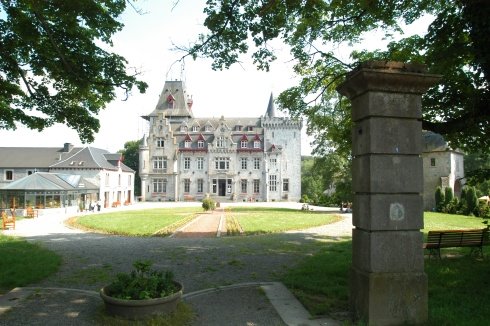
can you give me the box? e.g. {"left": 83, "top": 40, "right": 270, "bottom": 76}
{"left": 0, "top": 146, "right": 133, "bottom": 172}
{"left": 3, "top": 172, "right": 98, "bottom": 191}
{"left": 422, "top": 131, "right": 449, "bottom": 152}
{"left": 0, "top": 147, "right": 75, "bottom": 168}
{"left": 265, "top": 93, "right": 276, "bottom": 118}
{"left": 50, "top": 147, "right": 134, "bottom": 172}
{"left": 143, "top": 80, "right": 194, "bottom": 120}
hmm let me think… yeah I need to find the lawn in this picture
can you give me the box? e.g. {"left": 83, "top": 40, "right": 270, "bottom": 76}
{"left": 227, "top": 207, "right": 343, "bottom": 234}
{"left": 0, "top": 234, "right": 61, "bottom": 294}
{"left": 72, "top": 208, "right": 200, "bottom": 236}
{"left": 282, "top": 212, "right": 490, "bottom": 324}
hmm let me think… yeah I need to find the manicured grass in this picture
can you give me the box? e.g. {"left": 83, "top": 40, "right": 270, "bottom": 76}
{"left": 72, "top": 208, "right": 200, "bottom": 236}
{"left": 228, "top": 207, "right": 343, "bottom": 234}
{"left": 283, "top": 212, "right": 490, "bottom": 324}
{"left": 0, "top": 235, "right": 61, "bottom": 293}
{"left": 423, "top": 212, "right": 486, "bottom": 232}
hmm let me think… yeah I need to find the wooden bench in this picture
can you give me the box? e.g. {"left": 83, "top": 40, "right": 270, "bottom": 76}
{"left": 26, "top": 206, "right": 38, "bottom": 218}
{"left": 424, "top": 229, "right": 489, "bottom": 259}
{"left": 1, "top": 211, "right": 15, "bottom": 230}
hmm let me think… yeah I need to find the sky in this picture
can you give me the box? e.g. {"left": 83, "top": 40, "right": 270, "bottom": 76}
{"left": 0, "top": 1, "right": 432, "bottom": 156}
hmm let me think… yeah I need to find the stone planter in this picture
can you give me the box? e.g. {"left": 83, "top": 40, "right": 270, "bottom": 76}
{"left": 100, "top": 281, "right": 183, "bottom": 320}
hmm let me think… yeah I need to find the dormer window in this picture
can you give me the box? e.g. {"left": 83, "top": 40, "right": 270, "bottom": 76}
{"left": 192, "top": 125, "right": 199, "bottom": 132}
{"left": 198, "top": 140, "right": 204, "bottom": 148}
{"left": 180, "top": 125, "right": 187, "bottom": 132}
{"left": 236, "top": 126, "right": 242, "bottom": 131}
{"left": 185, "top": 140, "right": 192, "bottom": 148}
{"left": 241, "top": 140, "right": 248, "bottom": 148}
{"left": 167, "top": 94, "right": 175, "bottom": 109}
{"left": 254, "top": 140, "right": 260, "bottom": 149}
{"left": 247, "top": 126, "right": 254, "bottom": 131}
{"left": 205, "top": 125, "right": 212, "bottom": 132}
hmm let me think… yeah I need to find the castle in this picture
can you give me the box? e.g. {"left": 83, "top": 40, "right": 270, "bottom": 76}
{"left": 138, "top": 80, "right": 302, "bottom": 202}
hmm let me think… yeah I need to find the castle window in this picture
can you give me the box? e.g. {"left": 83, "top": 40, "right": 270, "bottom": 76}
{"left": 270, "top": 158, "right": 277, "bottom": 167}
{"left": 269, "top": 175, "right": 277, "bottom": 192}
{"left": 197, "top": 157, "right": 204, "bottom": 170}
{"left": 184, "top": 140, "right": 192, "bottom": 148}
{"left": 153, "top": 156, "right": 167, "bottom": 172}
{"left": 241, "top": 157, "right": 248, "bottom": 170}
{"left": 241, "top": 140, "right": 248, "bottom": 148}
{"left": 241, "top": 179, "right": 247, "bottom": 193}
{"left": 184, "top": 179, "right": 191, "bottom": 193}
{"left": 153, "top": 178, "right": 167, "bottom": 193}
{"left": 253, "top": 157, "right": 261, "bottom": 170}
{"left": 180, "top": 126, "right": 187, "bottom": 132}
{"left": 205, "top": 125, "right": 212, "bottom": 132}
{"left": 156, "top": 138, "right": 165, "bottom": 148}
{"left": 283, "top": 179, "right": 289, "bottom": 192}
{"left": 184, "top": 157, "right": 191, "bottom": 170}
{"left": 198, "top": 140, "right": 204, "bottom": 148}
{"left": 215, "top": 157, "right": 230, "bottom": 170}
{"left": 247, "top": 126, "right": 254, "bottom": 131}
{"left": 217, "top": 136, "right": 225, "bottom": 148}
{"left": 192, "top": 125, "right": 199, "bottom": 132}
{"left": 197, "top": 179, "right": 204, "bottom": 193}
{"left": 430, "top": 158, "right": 436, "bottom": 167}
{"left": 253, "top": 141, "right": 260, "bottom": 149}
{"left": 253, "top": 179, "right": 260, "bottom": 193}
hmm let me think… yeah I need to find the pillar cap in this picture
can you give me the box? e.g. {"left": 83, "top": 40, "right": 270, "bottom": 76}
{"left": 337, "top": 61, "right": 441, "bottom": 100}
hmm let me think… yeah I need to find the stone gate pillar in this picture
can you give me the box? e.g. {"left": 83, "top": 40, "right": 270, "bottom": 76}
{"left": 337, "top": 61, "right": 440, "bottom": 325}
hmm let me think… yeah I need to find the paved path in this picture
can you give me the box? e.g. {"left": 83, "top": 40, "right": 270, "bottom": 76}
{"left": 172, "top": 208, "right": 225, "bottom": 238}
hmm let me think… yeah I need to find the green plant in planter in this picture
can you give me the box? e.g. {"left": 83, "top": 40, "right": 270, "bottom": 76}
{"left": 107, "top": 260, "right": 177, "bottom": 300}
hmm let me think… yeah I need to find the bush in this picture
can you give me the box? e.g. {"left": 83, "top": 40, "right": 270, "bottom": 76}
{"left": 435, "top": 187, "right": 445, "bottom": 212}
{"left": 106, "top": 260, "right": 177, "bottom": 300}
{"left": 202, "top": 198, "right": 216, "bottom": 211}
{"left": 444, "top": 187, "right": 454, "bottom": 206}
{"left": 466, "top": 186, "right": 479, "bottom": 216}
{"left": 477, "top": 201, "right": 490, "bottom": 219}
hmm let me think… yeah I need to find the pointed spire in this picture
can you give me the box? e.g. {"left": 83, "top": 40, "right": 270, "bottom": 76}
{"left": 265, "top": 93, "right": 276, "bottom": 118}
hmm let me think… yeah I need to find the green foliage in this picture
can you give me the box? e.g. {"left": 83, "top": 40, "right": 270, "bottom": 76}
{"left": 466, "top": 186, "right": 479, "bottom": 215}
{"left": 186, "top": 1, "right": 490, "bottom": 192}
{"left": 435, "top": 186, "right": 445, "bottom": 212}
{"left": 444, "top": 187, "right": 454, "bottom": 206}
{"left": 107, "top": 260, "right": 177, "bottom": 300}
{"left": 301, "top": 155, "right": 352, "bottom": 207}
{"left": 0, "top": 235, "right": 61, "bottom": 292}
{"left": 201, "top": 197, "right": 216, "bottom": 212}
{"left": 0, "top": 1, "right": 147, "bottom": 142}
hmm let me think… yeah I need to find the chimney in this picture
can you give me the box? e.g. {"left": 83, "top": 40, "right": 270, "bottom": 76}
{"left": 63, "top": 143, "right": 74, "bottom": 152}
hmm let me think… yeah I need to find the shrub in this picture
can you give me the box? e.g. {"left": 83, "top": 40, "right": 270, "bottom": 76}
{"left": 435, "top": 187, "right": 445, "bottom": 212}
{"left": 466, "top": 186, "right": 479, "bottom": 216}
{"left": 106, "top": 260, "right": 177, "bottom": 300}
{"left": 202, "top": 198, "right": 216, "bottom": 212}
{"left": 444, "top": 187, "right": 454, "bottom": 206}
{"left": 477, "top": 201, "right": 490, "bottom": 219}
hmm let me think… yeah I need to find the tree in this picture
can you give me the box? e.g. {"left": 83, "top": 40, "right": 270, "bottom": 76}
{"left": 0, "top": 0, "right": 147, "bottom": 143}
{"left": 184, "top": 0, "right": 490, "bottom": 156}
{"left": 435, "top": 186, "right": 445, "bottom": 212}
{"left": 119, "top": 140, "right": 141, "bottom": 196}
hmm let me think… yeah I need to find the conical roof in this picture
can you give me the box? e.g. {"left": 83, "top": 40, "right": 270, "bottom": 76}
{"left": 265, "top": 93, "right": 276, "bottom": 118}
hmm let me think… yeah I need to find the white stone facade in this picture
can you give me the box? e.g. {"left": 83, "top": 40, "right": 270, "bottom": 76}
{"left": 422, "top": 131, "right": 465, "bottom": 210}
{"left": 139, "top": 80, "right": 302, "bottom": 202}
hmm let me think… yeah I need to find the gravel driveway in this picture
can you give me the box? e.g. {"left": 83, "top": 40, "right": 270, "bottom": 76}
{"left": 4, "top": 202, "right": 353, "bottom": 294}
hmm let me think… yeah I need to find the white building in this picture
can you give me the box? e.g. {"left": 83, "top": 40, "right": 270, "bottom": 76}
{"left": 0, "top": 144, "right": 134, "bottom": 211}
{"left": 139, "top": 80, "right": 302, "bottom": 202}
{"left": 422, "top": 131, "right": 465, "bottom": 210}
